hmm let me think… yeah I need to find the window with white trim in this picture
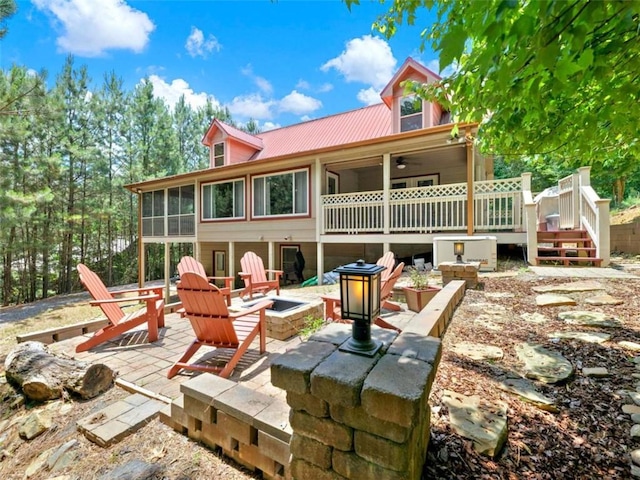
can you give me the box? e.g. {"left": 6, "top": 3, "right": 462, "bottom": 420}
{"left": 253, "top": 169, "right": 308, "bottom": 217}
{"left": 213, "top": 142, "right": 225, "bottom": 167}
{"left": 400, "top": 95, "right": 423, "bottom": 132}
{"left": 202, "top": 179, "right": 245, "bottom": 220}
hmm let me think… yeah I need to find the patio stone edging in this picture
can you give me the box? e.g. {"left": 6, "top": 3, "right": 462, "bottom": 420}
{"left": 160, "top": 374, "right": 292, "bottom": 479}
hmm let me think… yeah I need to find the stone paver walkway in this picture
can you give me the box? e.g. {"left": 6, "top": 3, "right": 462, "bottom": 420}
{"left": 529, "top": 266, "right": 638, "bottom": 278}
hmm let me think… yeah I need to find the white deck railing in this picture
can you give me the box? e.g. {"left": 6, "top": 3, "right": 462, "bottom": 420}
{"left": 538, "top": 166, "right": 610, "bottom": 266}
{"left": 321, "top": 177, "right": 524, "bottom": 234}
{"left": 576, "top": 167, "right": 610, "bottom": 266}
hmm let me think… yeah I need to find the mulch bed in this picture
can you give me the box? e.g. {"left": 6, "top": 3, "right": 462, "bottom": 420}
{"left": 423, "top": 273, "right": 640, "bottom": 479}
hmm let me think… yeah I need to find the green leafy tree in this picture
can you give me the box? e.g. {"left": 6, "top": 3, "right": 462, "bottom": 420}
{"left": 352, "top": 0, "right": 640, "bottom": 200}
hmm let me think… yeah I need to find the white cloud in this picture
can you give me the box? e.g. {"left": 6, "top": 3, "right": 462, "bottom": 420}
{"left": 148, "top": 75, "right": 218, "bottom": 110}
{"left": 33, "top": 0, "right": 154, "bottom": 57}
{"left": 426, "top": 58, "right": 456, "bottom": 78}
{"left": 255, "top": 76, "right": 273, "bottom": 95}
{"left": 26, "top": 69, "right": 38, "bottom": 77}
{"left": 261, "top": 121, "right": 281, "bottom": 131}
{"left": 185, "top": 26, "right": 221, "bottom": 58}
{"left": 318, "top": 83, "right": 334, "bottom": 93}
{"left": 357, "top": 87, "right": 381, "bottom": 106}
{"left": 228, "top": 93, "right": 276, "bottom": 120}
{"left": 295, "top": 79, "right": 310, "bottom": 90}
{"left": 279, "top": 90, "right": 322, "bottom": 115}
{"left": 322, "top": 35, "right": 396, "bottom": 90}
{"left": 241, "top": 64, "right": 273, "bottom": 95}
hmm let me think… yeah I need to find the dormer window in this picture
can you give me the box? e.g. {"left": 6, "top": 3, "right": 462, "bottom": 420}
{"left": 400, "top": 95, "right": 423, "bottom": 132}
{"left": 214, "top": 142, "right": 225, "bottom": 167}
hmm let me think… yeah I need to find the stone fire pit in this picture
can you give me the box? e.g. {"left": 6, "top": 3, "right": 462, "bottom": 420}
{"left": 240, "top": 296, "right": 324, "bottom": 340}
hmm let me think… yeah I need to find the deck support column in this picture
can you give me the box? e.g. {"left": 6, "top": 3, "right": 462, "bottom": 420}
{"left": 137, "top": 191, "right": 145, "bottom": 289}
{"left": 228, "top": 241, "right": 235, "bottom": 286}
{"left": 268, "top": 242, "right": 275, "bottom": 272}
{"left": 164, "top": 242, "right": 171, "bottom": 301}
{"left": 317, "top": 242, "right": 324, "bottom": 286}
{"left": 383, "top": 153, "right": 390, "bottom": 234}
{"left": 465, "top": 131, "right": 474, "bottom": 236}
{"left": 315, "top": 157, "right": 323, "bottom": 285}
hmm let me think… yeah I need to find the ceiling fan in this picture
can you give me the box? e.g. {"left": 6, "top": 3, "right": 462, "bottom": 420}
{"left": 395, "top": 157, "right": 408, "bottom": 169}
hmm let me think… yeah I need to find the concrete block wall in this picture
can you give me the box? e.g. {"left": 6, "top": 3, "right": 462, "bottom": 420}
{"left": 160, "top": 374, "right": 292, "bottom": 480}
{"left": 270, "top": 279, "right": 465, "bottom": 480}
{"left": 611, "top": 222, "right": 640, "bottom": 255}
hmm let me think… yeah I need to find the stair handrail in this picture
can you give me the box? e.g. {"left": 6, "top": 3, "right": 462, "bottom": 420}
{"left": 579, "top": 181, "right": 610, "bottom": 267}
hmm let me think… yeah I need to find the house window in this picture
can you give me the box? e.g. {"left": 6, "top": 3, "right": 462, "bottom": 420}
{"left": 391, "top": 174, "right": 439, "bottom": 189}
{"left": 400, "top": 95, "right": 423, "bottom": 132}
{"left": 213, "top": 142, "right": 225, "bottom": 167}
{"left": 168, "top": 185, "right": 195, "bottom": 235}
{"left": 141, "top": 189, "right": 165, "bottom": 236}
{"left": 202, "top": 179, "right": 245, "bottom": 220}
{"left": 253, "top": 169, "right": 308, "bottom": 218}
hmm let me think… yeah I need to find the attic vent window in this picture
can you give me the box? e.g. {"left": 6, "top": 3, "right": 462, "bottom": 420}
{"left": 400, "top": 95, "right": 423, "bottom": 132}
{"left": 214, "top": 142, "right": 225, "bottom": 167}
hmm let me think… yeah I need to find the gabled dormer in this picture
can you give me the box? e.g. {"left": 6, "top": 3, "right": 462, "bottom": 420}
{"left": 380, "top": 57, "right": 446, "bottom": 134}
{"left": 201, "top": 119, "right": 264, "bottom": 168}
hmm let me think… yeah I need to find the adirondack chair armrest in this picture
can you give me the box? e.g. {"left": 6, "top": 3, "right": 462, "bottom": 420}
{"left": 265, "top": 269, "right": 283, "bottom": 279}
{"left": 207, "top": 276, "right": 234, "bottom": 288}
{"left": 89, "top": 294, "right": 159, "bottom": 306}
{"left": 110, "top": 287, "right": 163, "bottom": 297}
{"left": 231, "top": 299, "right": 274, "bottom": 318}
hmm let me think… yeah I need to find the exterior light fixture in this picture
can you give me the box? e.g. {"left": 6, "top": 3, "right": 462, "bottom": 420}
{"left": 335, "top": 259, "right": 385, "bottom": 357}
{"left": 453, "top": 242, "right": 465, "bottom": 263}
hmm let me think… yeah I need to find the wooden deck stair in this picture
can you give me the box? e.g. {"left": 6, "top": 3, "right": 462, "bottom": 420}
{"left": 536, "top": 229, "right": 602, "bottom": 266}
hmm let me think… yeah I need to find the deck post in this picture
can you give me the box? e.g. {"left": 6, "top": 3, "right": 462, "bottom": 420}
{"left": 317, "top": 242, "right": 324, "bottom": 286}
{"left": 578, "top": 166, "right": 591, "bottom": 230}
{"left": 164, "top": 242, "right": 171, "bottom": 301}
{"left": 137, "top": 191, "right": 145, "bottom": 289}
{"left": 268, "top": 241, "right": 275, "bottom": 272}
{"left": 465, "top": 132, "right": 474, "bottom": 236}
{"left": 571, "top": 173, "right": 580, "bottom": 229}
{"left": 596, "top": 199, "right": 610, "bottom": 267}
{"left": 522, "top": 175, "right": 538, "bottom": 265}
{"left": 228, "top": 241, "right": 235, "bottom": 285}
{"left": 383, "top": 153, "right": 390, "bottom": 234}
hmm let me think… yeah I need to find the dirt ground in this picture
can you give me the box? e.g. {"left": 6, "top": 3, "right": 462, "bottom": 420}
{"left": 611, "top": 204, "right": 640, "bottom": 225}
{"left": 1, "top": 263, "right": 640, "bottom": 479}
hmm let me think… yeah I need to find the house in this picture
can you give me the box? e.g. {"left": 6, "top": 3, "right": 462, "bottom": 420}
{"left": 126, "top": 57, "right": 610, "bottom": 296}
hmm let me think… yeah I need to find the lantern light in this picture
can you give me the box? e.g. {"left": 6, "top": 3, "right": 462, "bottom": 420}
{"left": 334, "top": 259, "right": 385, "bottom": 357}
{"left": 453, "top": 242, "right": 465, "bottom": 263}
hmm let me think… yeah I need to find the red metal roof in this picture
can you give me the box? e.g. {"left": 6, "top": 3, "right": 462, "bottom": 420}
{"left": 251, "top": 103, "right": 391, "bottom": 160}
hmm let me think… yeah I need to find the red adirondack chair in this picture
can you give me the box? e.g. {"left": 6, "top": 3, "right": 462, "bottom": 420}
{"left": 322, "top": 261, "right": 405, "bottom": 333}
{"left": 177, "top": 256, "right": 233, "bottom": 306}
{"left": 76, "top": 264, "right": 165, "bottom": 353}
{"left": 239, "top": 251, "right": 283, "bottom": 299}
{"left": 168, "top": 272, "right": 272, "bottom": 379}
{"left": 376, "top": 251, "right": 396, "bottom": 282}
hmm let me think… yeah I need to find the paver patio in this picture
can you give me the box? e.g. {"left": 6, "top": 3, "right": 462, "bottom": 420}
{"left": 47, "top": 288, "right": 417, "bottom": 403}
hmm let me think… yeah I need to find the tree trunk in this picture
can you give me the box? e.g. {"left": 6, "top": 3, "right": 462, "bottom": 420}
{"left": 4, "top": 341, "right": 114, "bottom": 401}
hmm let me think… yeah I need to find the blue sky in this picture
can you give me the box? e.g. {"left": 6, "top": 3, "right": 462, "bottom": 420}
{"left": 2, "top": 0, "right": 438, "bottom": 129}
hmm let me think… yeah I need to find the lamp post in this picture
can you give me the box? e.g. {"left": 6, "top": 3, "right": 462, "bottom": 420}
{"left": 454, "top": 241, "right": 465, "bottom": 263}
{"left": 335, "top": 259, "right": 385, "bottom": 357}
